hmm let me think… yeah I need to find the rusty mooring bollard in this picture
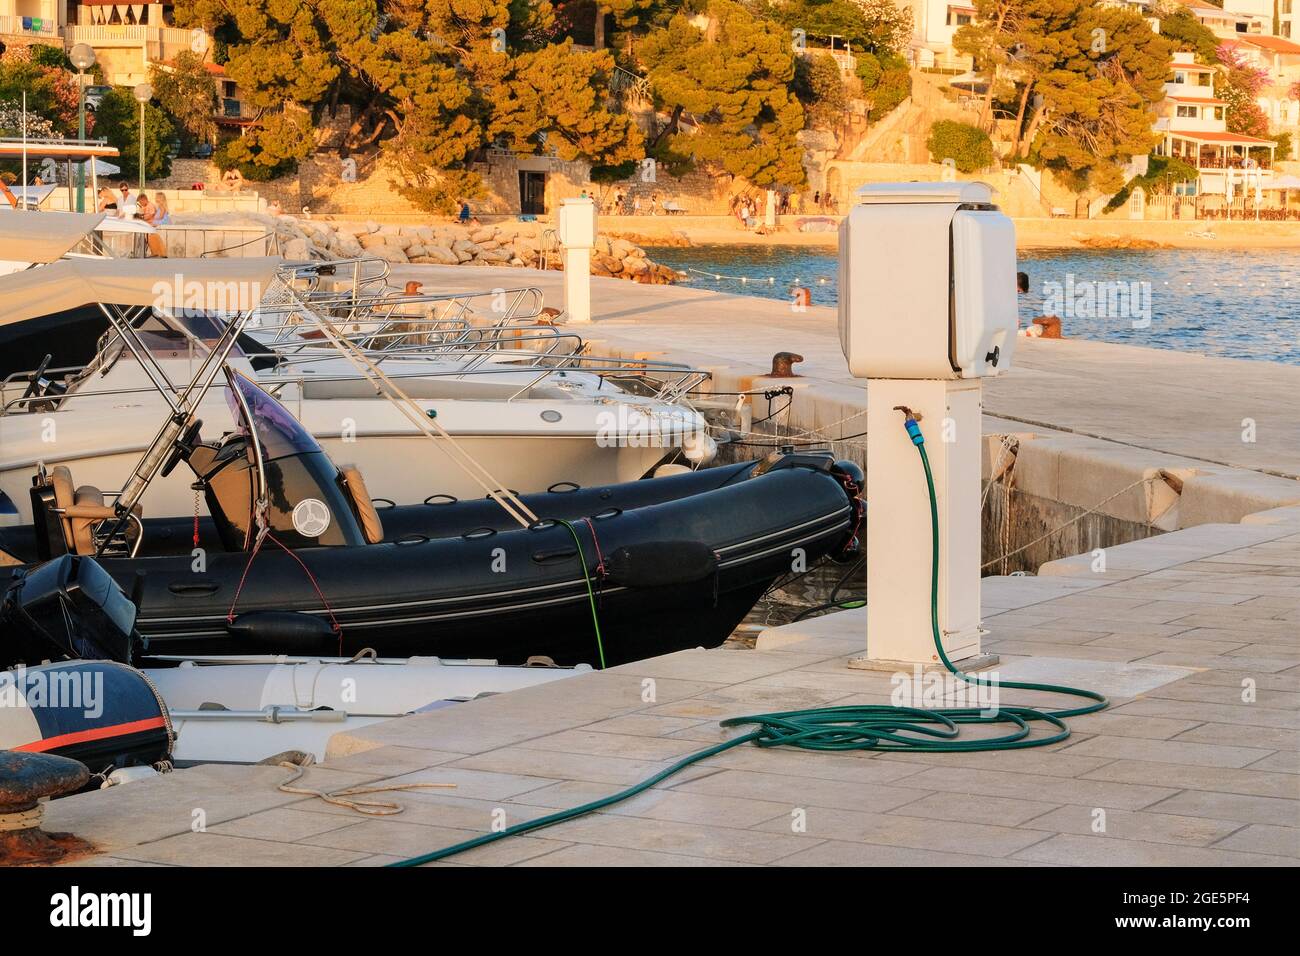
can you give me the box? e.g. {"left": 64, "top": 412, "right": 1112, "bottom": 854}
{"left": 0, "top": 751, "right": 93, "bottom": 865}
{"left": 769, "top": 351, "right": 803, "bottom": 378}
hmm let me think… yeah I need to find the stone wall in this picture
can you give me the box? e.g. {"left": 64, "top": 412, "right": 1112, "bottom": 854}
{"left": 261, "top": 214, "right": 678, "bottom": 284}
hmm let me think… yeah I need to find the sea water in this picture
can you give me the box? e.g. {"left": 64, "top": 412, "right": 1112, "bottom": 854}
{"left": 646, "top": 244, "right": 1300, "bottom": 365}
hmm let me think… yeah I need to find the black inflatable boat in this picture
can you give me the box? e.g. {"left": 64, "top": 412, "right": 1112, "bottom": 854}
{"left": 3, "top": 371, "right": 863, "bottom": 667}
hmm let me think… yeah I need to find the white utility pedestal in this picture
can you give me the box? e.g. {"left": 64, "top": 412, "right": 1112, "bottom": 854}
{"left": 837, "top": 181, "right": 1019, "bottom": 671}
{"left": 558, "top": 197, "right": 597, "bottom": 324}
{"left": 862, "top": 378, "right": 983, "bottom": 666}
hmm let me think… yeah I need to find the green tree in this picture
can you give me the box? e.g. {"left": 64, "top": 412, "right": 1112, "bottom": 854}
{"left": 27, "top": 44, "right": 72, "bottom": 70}
{"left": 926, "top": 120, "right": 994, "bottom": 171}
{"left": 639, "top": 0, "right": 807, "bottom": 187}
{"left": 176, "top": 0, "right": 645, "bottom": 212}
{"left": 854, "top": 51, "right": 911, "bottom": 120}
{"left": 489, "top": 42, "right": 643, "bottom": 165}
{"left": 215, "top": 109, "right": 314, "bottom": 179}
{"left": 1156, "top": 6, "right": 1221, "bottom": 63}
{"left": 0, "top": 47, "right": 84, "bottom": 134}
{"left": 954, "top": 0, "right": 1027, "bottom": 132}
{"left": 91, "top": 88, "right": 176, "bottom": 182}
{"left": 1104, "top": 153, "right": 1198, "bottom": 210}
{"left": 757, "top": 0, "right": 910, "bottom": 56}
{"left": 795, "top": 53, "right": 848, "bottom": 129}
{"left": 1033, "top": 5, "right": 1171, "bottom": 194}
{"left": 150, "top": 51, "right": 219, "bottom": 150}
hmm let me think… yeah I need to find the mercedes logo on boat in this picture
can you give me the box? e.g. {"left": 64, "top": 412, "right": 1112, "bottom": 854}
{"left": 292, "top": 499, "right": 331, "bottom": 538}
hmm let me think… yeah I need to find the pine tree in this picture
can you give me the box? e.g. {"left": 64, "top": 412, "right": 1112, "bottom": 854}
{"left": 639, "top": 0, "right": 806, "bottom": 187}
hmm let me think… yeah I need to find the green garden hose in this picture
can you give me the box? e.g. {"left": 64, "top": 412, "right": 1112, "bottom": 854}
{"left": 557, "top": 518, "right": 607, "bottom": 670}
{"left": 388, "top": 413, "right": 1107, "bottom": 867}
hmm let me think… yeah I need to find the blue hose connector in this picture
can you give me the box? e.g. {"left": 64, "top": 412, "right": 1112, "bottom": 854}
{"left": 904, "top": 418, "right": 924, "bottom": 446}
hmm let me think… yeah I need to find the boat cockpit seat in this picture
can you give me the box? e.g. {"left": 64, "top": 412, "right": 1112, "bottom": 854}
{"left": 338, "top": 465, "right": 383, "bottom": 545}
{"left": 48, "top": 466, "right": 141, "bottom": 556}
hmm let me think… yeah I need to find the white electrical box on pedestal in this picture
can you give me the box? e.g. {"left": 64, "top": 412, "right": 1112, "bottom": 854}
{"left": 558, "top": 197, "right": 597, "bottom": 324}
{"left": 838, "top": 181, "right": 1018, "bottom": 380}
{"left": 839, "top": 181, "right": 1018, "bottom": 668}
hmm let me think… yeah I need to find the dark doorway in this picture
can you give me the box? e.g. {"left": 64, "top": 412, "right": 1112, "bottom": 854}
{"left": 519, "top": 171, "right": 546, "bottom": 215}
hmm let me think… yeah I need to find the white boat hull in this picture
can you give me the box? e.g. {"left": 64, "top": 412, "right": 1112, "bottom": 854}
{"left": 147, "top": 655, "right": 590, "bottom": 764}
{"left": 0, "top": 391, "right": 694, "bottom": 524}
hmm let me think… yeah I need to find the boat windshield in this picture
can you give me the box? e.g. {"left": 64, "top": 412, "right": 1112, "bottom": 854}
{"left": 224, "top": 368, "right": 323, "bottom": 461}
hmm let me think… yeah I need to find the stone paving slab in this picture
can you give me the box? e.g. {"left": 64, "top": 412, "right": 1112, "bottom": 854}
{"left": 48, "top": 508, "right": 1300, "bottom": 867}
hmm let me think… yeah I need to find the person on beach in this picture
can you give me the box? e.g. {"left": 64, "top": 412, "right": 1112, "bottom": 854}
{"left": 458, "top": 200, "right": 472, "bottom": 224}
{"left": 633, "top": 195, "right": 641, "bottom": 215}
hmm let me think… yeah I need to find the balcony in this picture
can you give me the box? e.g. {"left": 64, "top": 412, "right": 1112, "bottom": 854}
{"left": 0, "top": 13, "right": 61, "bottom": 39}
{"left": 1196, "top": 154, "right": 1273, "bottom": 169}
{"left": 64, "top": 24, "right": 195, "bottom": 62}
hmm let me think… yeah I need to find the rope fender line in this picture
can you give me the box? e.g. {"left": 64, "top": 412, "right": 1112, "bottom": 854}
{"left": 227, "top": 529, "right": 344, "bottom": 654}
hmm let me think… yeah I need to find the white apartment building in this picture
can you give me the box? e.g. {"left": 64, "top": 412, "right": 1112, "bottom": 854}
{"left": 1153, "top": 50, "right": 1278, "bottom": 193}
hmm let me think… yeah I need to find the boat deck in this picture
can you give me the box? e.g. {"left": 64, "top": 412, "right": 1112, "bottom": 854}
{"left": 50, "top": 514, "right": 1300, "bottom": 866}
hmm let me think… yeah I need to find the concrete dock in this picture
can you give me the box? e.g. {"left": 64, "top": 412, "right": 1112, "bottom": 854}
{"left": 41, "top": 265, "right": 1300, "bottom": 866}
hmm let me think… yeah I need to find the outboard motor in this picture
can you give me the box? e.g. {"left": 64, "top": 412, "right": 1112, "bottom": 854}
{"left": 1, "top": 558, "right": 173, "bottom": 782}
{"left": 1, "top": 555, "right": 142, "bottom": 668}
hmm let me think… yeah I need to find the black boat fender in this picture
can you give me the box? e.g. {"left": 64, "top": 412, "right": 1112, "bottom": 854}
{"left": 602, "top": 540, "right": 720, "bottom": 589}
{"left": 227, "top": 610, "right": 340, "bottom": 655}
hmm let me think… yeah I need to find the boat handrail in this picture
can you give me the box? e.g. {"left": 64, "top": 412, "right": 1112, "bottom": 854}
{"left": 264, "top": 331, "right": 588, "bottom": 368}
{"left": 254, "top": 286, "right": 548, "bottom": 352}
{"left": 1, "top": 362, "right": 710, "bottom": 415}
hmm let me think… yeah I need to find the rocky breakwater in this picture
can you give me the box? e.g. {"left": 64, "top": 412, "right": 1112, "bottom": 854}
{"left": 273, "top": 217, "right": 681, "bottom": 284}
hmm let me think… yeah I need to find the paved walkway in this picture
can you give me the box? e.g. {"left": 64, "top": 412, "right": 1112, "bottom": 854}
{"left": 52, "top": 514, "right": 1300, "bottom": 866}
